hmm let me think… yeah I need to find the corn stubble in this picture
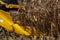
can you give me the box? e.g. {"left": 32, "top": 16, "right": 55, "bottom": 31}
{"left": 0, "top": 0, "right": 60, "bottom": 40}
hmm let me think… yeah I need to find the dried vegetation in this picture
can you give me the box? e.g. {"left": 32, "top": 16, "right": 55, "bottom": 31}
{"left": 0, "top": 0, "right": 60, "bottom": 40}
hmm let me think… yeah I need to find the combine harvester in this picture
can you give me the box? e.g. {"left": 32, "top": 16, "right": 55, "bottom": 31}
{"left": 0, "top": 10, "right": 30, "bottom": 36}
{"left": 0, "top": 0, "right": 31, "bottom": 36}
{"left": 0, "top": 0, "right": 39, "bottom": 36}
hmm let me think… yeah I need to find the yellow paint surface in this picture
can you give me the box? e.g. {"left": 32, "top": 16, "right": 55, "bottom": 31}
{"left": 0, "top": 10, "right": 30, "bottom": 36}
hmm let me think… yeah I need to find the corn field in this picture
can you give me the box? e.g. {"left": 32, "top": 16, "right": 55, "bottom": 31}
{"left": 0, "top": 0, "right": 60, "bottom": 40}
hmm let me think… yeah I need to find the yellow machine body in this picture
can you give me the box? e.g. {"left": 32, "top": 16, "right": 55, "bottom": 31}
{"left": 0, "top": 0, "right": 42, "bottom": 36}
{"left": 0, "top": 10, "right": 30, "bottom": 36}
{"left": 0, "top": 0, "right": 25, "bottom": 10}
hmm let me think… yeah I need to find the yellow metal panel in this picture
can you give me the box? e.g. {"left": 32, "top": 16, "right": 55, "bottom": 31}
{"left": 0, "top": 18, "right": 13, "bottom": 31}
{"left": 0, "top": 10, "right": 13, "bottom": 31}
{"left": 13, "top": 24, "right": 30, "bottom": 36}
{"left": 0, "top": 10, "right": 14, "bottom": 25}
